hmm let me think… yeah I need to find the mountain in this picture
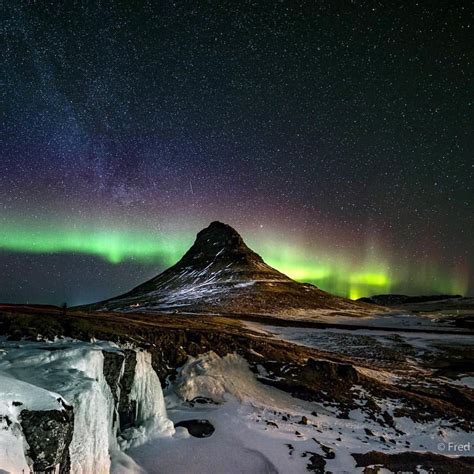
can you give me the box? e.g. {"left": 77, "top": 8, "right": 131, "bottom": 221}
{"left": 88, "top": 221, "right": 372, "bottom": 316}
{"left": 358, "top": 294, "right": 474, "bottom": 311}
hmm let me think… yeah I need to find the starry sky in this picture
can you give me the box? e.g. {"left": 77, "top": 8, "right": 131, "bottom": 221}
{"left": 1, "top": 1, "right": 473, "bottom": 305}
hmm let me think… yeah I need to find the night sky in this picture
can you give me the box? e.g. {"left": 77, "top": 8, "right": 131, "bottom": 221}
{"left": 2, "top": 1, "right": 473, "bottom": 305}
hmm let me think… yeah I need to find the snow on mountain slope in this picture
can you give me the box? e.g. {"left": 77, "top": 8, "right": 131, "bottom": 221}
{"left": 0, "top": 339, "right": 173, "bottom": 473}
{"left": 89, "top": 221, "right": 373, "bottom": 317}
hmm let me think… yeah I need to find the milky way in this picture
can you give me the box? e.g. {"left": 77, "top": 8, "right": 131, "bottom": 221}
{"left": 1, "top": 1, "right": 472, "bottom": 305}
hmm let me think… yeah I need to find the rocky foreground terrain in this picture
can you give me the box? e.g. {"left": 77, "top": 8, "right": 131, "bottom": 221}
{"left": 0, "top": 304, "right": 473, "bottom": 473}
{"left": 0, "top": 223, "right": 473, "bottom": 473}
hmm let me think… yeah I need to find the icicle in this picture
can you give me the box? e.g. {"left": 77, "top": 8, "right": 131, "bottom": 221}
{"left": 67, "top": 349, "right": 112, "bottom": 474}
{"left": 119, "top": 350, "right": 174, "bottom": 449}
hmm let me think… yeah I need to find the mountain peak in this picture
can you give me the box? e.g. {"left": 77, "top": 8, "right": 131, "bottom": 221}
{"left": 194, "top": 221, "right": 245, "bottom": 250}
{"left": 178, "top": 221, "right": 254, "bottom": 264}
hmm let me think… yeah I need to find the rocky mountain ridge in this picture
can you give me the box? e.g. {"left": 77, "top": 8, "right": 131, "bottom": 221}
{"left": 359, "top": 293, "right": 474, "bottom": 314}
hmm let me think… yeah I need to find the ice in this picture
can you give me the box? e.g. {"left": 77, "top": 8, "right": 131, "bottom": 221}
{"left": 66, "top": 348, "right": 114, "bottom": 473}
{"left": 173, "top": 351, "right": 325, "bottom": 414}
{"left": 0, "top": 342, "right": 115, "bottom": 472}
{"left": 450, "top": 376, "right": 474, "bottom": 389}
{"left": 119, "top": 351, "right": 174, "bottom": 449}
{"left": 0, "top": 340, "right": 173, "bottom": 473}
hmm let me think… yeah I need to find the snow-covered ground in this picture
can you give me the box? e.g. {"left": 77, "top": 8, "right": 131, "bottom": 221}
{"left": 281, "top": 310, "right": 467, "bottom": 330}
{"left": 127, "top": 351, "right": 473, "bottom": 473}
{"left": 244, "top": 321, "right": 474, "bottom": 379}
{"left": 250, "top": 323, "right": 474, "bottom": 354}
{"left": 1, "top": 340, "right": 472, "bottom": 473}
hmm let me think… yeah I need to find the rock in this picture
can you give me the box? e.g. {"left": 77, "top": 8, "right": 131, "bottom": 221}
{"left": 352, "top": 451, "right": 474, "bottom": 474}
{"left": 258, "top": 358, "right": 360, "bottom": 406}
{"left": 102, "top": 350, "right": 125, "bottom": 428}
{"left": 175, "top": 419, "right": 215, "bottom": 438}
{"left": 189, "top": 396, "right": 217, "bottom": 405}
{"left": 102, "top": 350, "right": 125, "bottom": 404}
{"left": 299, "top": 415, "right": 309, "bottom": 425}
{"left": 102, "top": 349, "right": 140, "bottom": 432}
{"left": 0, "top": 414, "right": 12, "bottom": 427}
{"left": 303, "top": 451, "right": 326, "bottom": 473}
{"left": 118, "top": 350, "right": 138, "bottom": 430}
{"left": 305, "top": 358, "right": 359, "bottom": 385}
{"left": 20, "top": 408, "right": 74, "bottom": 473}
{"left": 321, "top": 444, "right": 335, "bottom": 459}
{"left": 313, "top": 438, "right": 336, "bottom": 460}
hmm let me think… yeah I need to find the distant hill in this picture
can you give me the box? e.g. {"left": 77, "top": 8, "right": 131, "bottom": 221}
{"left": 358, "top": 294, "right": 474, "bottom": 311}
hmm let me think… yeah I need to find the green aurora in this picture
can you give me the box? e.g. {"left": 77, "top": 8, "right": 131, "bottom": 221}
{"left": 0, "top": 222, "right": 467, "bottom": 299}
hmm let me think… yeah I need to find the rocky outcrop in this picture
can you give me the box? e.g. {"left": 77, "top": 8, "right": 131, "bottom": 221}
{"left": 352, "top": 451, "right": 474, "bottom": 474}
{"left": 117, "top": 350, "right": 138, "bottom": 430}
{"left": 102, "top": 349, "right": 137, "bottom": 429}
{"left": 255, "top": 357, "right": 360, "bottom": 405}
{"left": 20, "top": 407, "right": 74, "bottom": 473}
{"left": 102, "top": 349, "right": 141, "bottom": 431}
{"left": 102, "top": 351, "right": 124, "bottom": 405}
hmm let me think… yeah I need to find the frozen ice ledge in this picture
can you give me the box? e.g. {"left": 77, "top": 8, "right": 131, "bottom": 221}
{"left": 0, "top": 339, "right": 174, "bottom": 473}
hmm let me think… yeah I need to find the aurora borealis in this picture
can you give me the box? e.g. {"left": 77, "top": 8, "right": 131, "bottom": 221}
{"left": 2, "top": 1, "right": 472, "bottom": 305}
{"left": 0, "top": 216, "right": 469, "bottom": 304}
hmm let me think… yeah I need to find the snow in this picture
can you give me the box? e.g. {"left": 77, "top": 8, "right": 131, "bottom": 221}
{"left": 2, "top": 339, "right": 472, "bottom": 473}
{"left": 173, "top": 351, "right": 328, "bottom": 414}
{"left": 297, "top": 310, "right": 463, "bottom": 330}
{"left": 0, "top": 339, "right": 172, "bottom": 474}
{"left": 450, "top": 376, "right": 474, "bottom": 389}
{"left": 248, "top": 323, "right": 474, "bottom": 369}
{"left": 0, "top": 373, "right": 66, "bottom": 412}
{"left": 128, "top": 351, "right": 473, "bottom": 473}
{"left": 128, "top": 401, "right": 281, "bottom": 474}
